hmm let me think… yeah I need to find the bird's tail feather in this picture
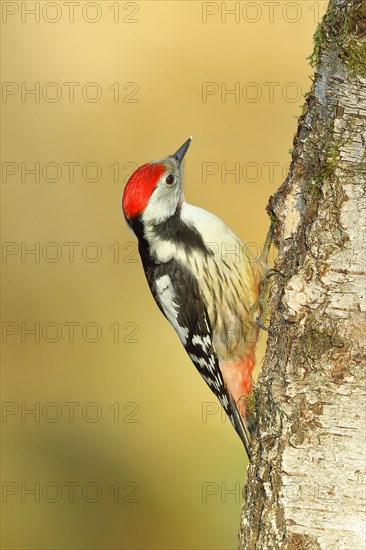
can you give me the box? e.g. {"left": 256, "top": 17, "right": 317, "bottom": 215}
{"left": 228, "top": 394, "right": 253, "bottom": 458}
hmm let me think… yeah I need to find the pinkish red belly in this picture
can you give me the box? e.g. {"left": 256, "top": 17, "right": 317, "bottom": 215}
{"left": 220, "top": 347, "right": 256, "bottom": 417}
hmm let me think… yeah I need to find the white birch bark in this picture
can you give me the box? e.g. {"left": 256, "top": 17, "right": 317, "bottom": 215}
{"left": 239, "top": 1, "right": 366, "bottom": 548}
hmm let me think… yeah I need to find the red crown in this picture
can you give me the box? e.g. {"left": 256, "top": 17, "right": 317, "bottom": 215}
{"left": 122, "top": 162, "right": 165, "bottom": 218}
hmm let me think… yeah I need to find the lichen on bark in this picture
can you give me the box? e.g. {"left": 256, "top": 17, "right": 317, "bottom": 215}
{"left": 238, "top": 0, "right": 366, "bottom": 548}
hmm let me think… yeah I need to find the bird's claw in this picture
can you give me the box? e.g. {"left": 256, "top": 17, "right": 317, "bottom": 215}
{"left": 264, "top": 268, "right": 284, "bottom": 281}
{"left": 255, "top": 316, "right": 273, "bottom": 332}
{"left": 252, "top": 268, "right": 284, "bottom": 332}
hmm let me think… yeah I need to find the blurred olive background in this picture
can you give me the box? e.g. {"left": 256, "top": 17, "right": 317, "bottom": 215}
{"left": 1, "top": 1, "right": 327, "bottom": 548}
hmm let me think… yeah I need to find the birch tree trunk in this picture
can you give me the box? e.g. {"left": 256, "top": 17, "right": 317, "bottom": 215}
{"left": 239, "top": 1, "right": 366, "bottom": 548}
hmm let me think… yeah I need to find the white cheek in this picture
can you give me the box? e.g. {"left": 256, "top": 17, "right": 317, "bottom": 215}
{"left": 143, "top": 182, "right": 180, "bottom": 224}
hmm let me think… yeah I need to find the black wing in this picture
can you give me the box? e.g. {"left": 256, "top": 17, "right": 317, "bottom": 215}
{"left": 141, "top": 256, "right": 252, "bottom": 456}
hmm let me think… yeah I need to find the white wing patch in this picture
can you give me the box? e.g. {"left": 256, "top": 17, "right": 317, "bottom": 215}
{"left": 188, "top": 353, "right": 208, "bottom": 369}
{"left": 155, "top": 275, "right": 189, "bottom": 345}
{"left": 192, "top": 334, "right": 211, "bottom": 353}
{"left": 188, "top": 353, "right": 215, "bottom": 373}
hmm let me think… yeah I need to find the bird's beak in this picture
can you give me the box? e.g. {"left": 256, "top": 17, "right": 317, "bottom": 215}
{"left": 172, "top": 137, "right": 192, "bottom": 165}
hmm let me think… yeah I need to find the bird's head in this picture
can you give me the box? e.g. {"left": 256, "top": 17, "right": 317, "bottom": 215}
{"left": 122, "top": 137, "right": 192, "bottom": 226}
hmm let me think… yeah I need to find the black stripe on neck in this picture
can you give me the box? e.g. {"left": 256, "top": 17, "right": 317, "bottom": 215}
{"left": 127, "top": 215, "right": 150, "bottom": 255}
{"left": 151, "top": 207, "right": 211, "bottom": 255}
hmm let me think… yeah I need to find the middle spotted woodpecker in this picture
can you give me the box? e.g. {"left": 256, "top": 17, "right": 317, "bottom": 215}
{"left": 122, "top": 137, "right": 268, "bottom": 457}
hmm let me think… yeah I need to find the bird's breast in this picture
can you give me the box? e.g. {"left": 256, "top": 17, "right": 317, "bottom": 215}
{"left": 186, "top": 249, "right": 261, "bottom": 362}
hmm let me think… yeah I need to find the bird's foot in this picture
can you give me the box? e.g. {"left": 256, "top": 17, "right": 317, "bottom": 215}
{"left": 252, "top": 267, "right": 284, "bottom": 331}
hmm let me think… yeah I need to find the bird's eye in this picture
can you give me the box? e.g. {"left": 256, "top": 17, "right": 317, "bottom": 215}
{"left": 166, "top": 174, "right": 175, "bottom": 185}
